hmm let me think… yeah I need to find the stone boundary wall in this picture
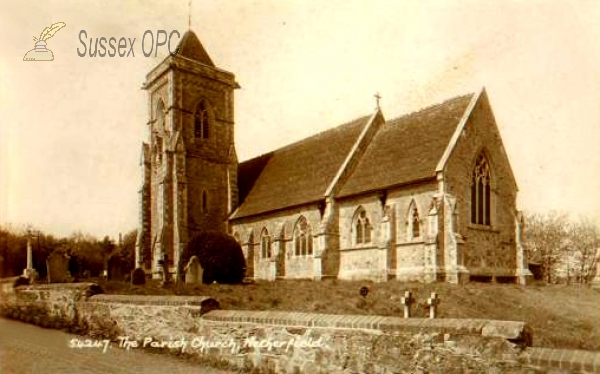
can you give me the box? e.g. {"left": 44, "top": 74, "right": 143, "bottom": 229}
{"left": 1, "top": 281, "right": 599, "bottom": 373}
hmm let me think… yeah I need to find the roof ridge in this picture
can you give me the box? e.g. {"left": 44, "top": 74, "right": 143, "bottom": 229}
{"left": 240, "top": 114, "right": 372, "bottom": 164}
{"left": 386, "top": 93, "right": 475, "bottom": 124}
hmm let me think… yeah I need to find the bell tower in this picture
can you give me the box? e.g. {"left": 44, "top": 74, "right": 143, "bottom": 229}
{"left": 135, "top": 31, "right": 240, "bottom": 279}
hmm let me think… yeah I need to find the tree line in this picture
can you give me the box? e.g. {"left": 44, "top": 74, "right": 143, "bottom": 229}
{"left": 0, "top": 226, "right": 136, "bottom": 280}
{"left": 525, "top": 212, "right": 600, "bottom": 285}
{"left": 1, "top": 212, "right": 598, "bottom": 285}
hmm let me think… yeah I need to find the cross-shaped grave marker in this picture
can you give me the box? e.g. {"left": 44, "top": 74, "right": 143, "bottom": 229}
{"left": 400, "top": 291, "right": 415, "bottom": 318}
{"left": 427, "top": 292, "right": 440, "bottom": 319}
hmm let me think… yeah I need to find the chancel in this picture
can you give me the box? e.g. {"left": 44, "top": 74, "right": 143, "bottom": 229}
{"left": 134, "top": 30, "right": 532, "bottom": 285}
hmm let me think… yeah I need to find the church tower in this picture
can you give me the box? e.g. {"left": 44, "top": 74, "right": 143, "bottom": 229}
{"left": 135, "top": 31, "right": 239, "bottom": 279}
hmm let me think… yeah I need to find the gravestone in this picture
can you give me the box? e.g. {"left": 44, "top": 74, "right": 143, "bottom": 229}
{"left": 107, "top": 256, "right": 127, "bottom": 281}
{"left": 46, "top": 252, "right": 71, "bottom": 283}
{"left": 184, "top": 256, "right": 203, "bottom": 285}
{"left": 130, "top": 268, "right": 146, "bottom": 286}
{"left": 427, "top": 292, "right": 440, "bottom": 319}
{"left": 400, "top": 291, "right": 415, "bottom": 318}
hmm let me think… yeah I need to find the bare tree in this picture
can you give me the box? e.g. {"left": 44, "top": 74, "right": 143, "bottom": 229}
{"left": 568, "top": 217, "right": 600, "bottom": 285}
{"left": 525, "top": 212, "right": 569, "bottom": 284}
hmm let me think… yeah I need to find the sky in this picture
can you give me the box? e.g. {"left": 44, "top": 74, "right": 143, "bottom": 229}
{"left": 1, "top": 0, "right": 599, "bottom": 239}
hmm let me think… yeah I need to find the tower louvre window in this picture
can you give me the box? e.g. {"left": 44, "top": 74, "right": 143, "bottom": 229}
{"left": 194, "top": 102, "right": 209, "bottom": 139}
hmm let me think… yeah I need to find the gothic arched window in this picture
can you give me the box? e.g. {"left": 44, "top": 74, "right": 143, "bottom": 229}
{"left": 194, "top": 101, "right": 209, "bottom": 139}
{"left": 471, "top": 153, "right": 491, "bottom": 225}
{"left": 156, "top": 100, "right": 165, "bottom": 131}
{"left": 293, "top": 216, "right": 312, "bottom": 256}
{"left": 411, "top": 206, "right": 420, "bottom": 238}
{"left": 354, "top": 207, "right": 372, "bottom": 244}
{"left": 260, "top": 228, "right": 271, "bottom": 259}
{"left": 407, "top": 200, "right": 421, "bottom": 240}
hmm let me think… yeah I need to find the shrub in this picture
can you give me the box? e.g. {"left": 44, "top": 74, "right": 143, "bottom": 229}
{"left": 181, "top": 232, "right": 245, "bottom": 284}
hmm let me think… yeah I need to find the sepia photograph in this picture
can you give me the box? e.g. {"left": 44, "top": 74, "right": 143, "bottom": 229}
{"left": 0, "top": 1, "right": 599, "bottom": 373}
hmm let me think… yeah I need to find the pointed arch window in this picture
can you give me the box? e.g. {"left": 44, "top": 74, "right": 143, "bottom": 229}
{"left": 471, "top": 153, "right": 491, "bottom": 225}
{"left": 194, "top": 102, "right": 210, "bottom": 139}
{"left": 156, "top": 99, "right": 169, "bottom": 133}
{"left": 293, "top": 216, "right": 313, "bottom": 256}
{"left": 260, "top": 228, "right": 272, "bottom": 259}
{"left": 411, "top": 206, "right": 420, "bottom": 238}
{"left": 354, "top": 207, "right": 372, "bottom": 244}
{"left": 407, "top": 201, "right": 421, "bottom": 240}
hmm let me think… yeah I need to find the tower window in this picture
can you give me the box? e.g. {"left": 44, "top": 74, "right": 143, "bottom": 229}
{"left": 194, "top": 102, "right": 209, "bottom": 139}
{"left": 156, "top": 100, "right": 166, "bottom": 132}
{"left": 471, "top": 153, "right": 491, "bottom": 225}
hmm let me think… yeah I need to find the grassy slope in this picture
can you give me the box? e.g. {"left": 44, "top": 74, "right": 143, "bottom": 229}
{"left": 97, "top": 279, "right": 600, "bottom": 351}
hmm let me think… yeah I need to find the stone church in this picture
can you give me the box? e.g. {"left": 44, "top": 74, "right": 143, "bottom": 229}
{"left": 135, "top": 30, "right": 532, "bottom": 284}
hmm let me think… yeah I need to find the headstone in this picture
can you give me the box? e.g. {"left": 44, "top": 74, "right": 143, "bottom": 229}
{"left": 427, "top": 292, "right": 440, "bottom": 319}
{"left": 107, "top": 256, "right": 126, "bottom": 281}
{"left": 131, "top": 268, "right": 146, "bottom": 286}
{"left": 400, "top": 291, "right": 415, "bottom": 318}
{"left": 68, "top": 255, "right": 80, "bottom": 281}
{"left": 184, "top": 256, "right": 203, "bottom": 285}
{"left": 46, "top": 252, "right": 70, "bottom": 283}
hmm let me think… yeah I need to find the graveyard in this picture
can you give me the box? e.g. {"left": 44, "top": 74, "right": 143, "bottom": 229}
{"left": 93, "top": 277, "right": 600, "bottom": 352}
{"left": 2, "top": 251, "right": 600, "bottom": 373}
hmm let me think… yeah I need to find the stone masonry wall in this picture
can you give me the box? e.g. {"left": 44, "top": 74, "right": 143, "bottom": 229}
{"left": 444, "top": 92, "right": 519, "bottom": 279}
{"left": 231, "top": 205, "right": 323, "bottom": 280}
{"left": 1, "top": 282, "right": 599, "bottom": 374}
{"left": 337, "top": 182, "right": 440, "bottom": 282}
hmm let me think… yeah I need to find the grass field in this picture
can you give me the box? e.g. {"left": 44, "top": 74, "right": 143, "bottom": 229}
{"left": 96, "top": 278, "right": 600, "bottom": 351}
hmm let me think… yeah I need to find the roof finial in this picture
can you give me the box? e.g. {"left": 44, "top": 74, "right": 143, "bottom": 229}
{"left": 188, "top": 0, "right": 192, "bottom": 30}
{"left": 374, "top": 92, "right": 381, "bottom": 110}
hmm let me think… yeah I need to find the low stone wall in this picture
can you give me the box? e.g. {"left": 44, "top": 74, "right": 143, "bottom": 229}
{"left": 0, "top": 281, "right": 103, "bottom": 328}
{"left": 1, "top": 282, "right": 599, "bottom": 373}
{"left": 78, "top": 294, "right": 220, "bottom": 340}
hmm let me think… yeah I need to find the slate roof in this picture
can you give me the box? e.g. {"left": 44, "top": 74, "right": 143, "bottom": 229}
{"left": 232, "top": 115, "right": 372, "bottom": 219}
{"left": 176, "top": 31, "right": 215, "bottom": 67}
{"left": 337, "top": 94, "right": 474, "bottom": 197}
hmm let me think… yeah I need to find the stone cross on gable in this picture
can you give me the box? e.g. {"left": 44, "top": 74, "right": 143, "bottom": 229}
{"left": 374, "top": 92, "right": 382, "bottom": 110}
{"left": 400, "top": 291, "right": 415, "bottom": 318}
{"left": 427, "top": 292, "right": 440, "bottom": 319}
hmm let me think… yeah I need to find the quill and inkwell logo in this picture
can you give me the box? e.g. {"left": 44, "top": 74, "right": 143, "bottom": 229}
{"left": 23, "top": 22, "right": 66, "bottom": 61}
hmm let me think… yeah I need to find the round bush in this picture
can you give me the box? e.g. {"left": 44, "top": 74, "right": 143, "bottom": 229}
{"left": 180, "top": 232, "right": 245, "bottom": 284}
